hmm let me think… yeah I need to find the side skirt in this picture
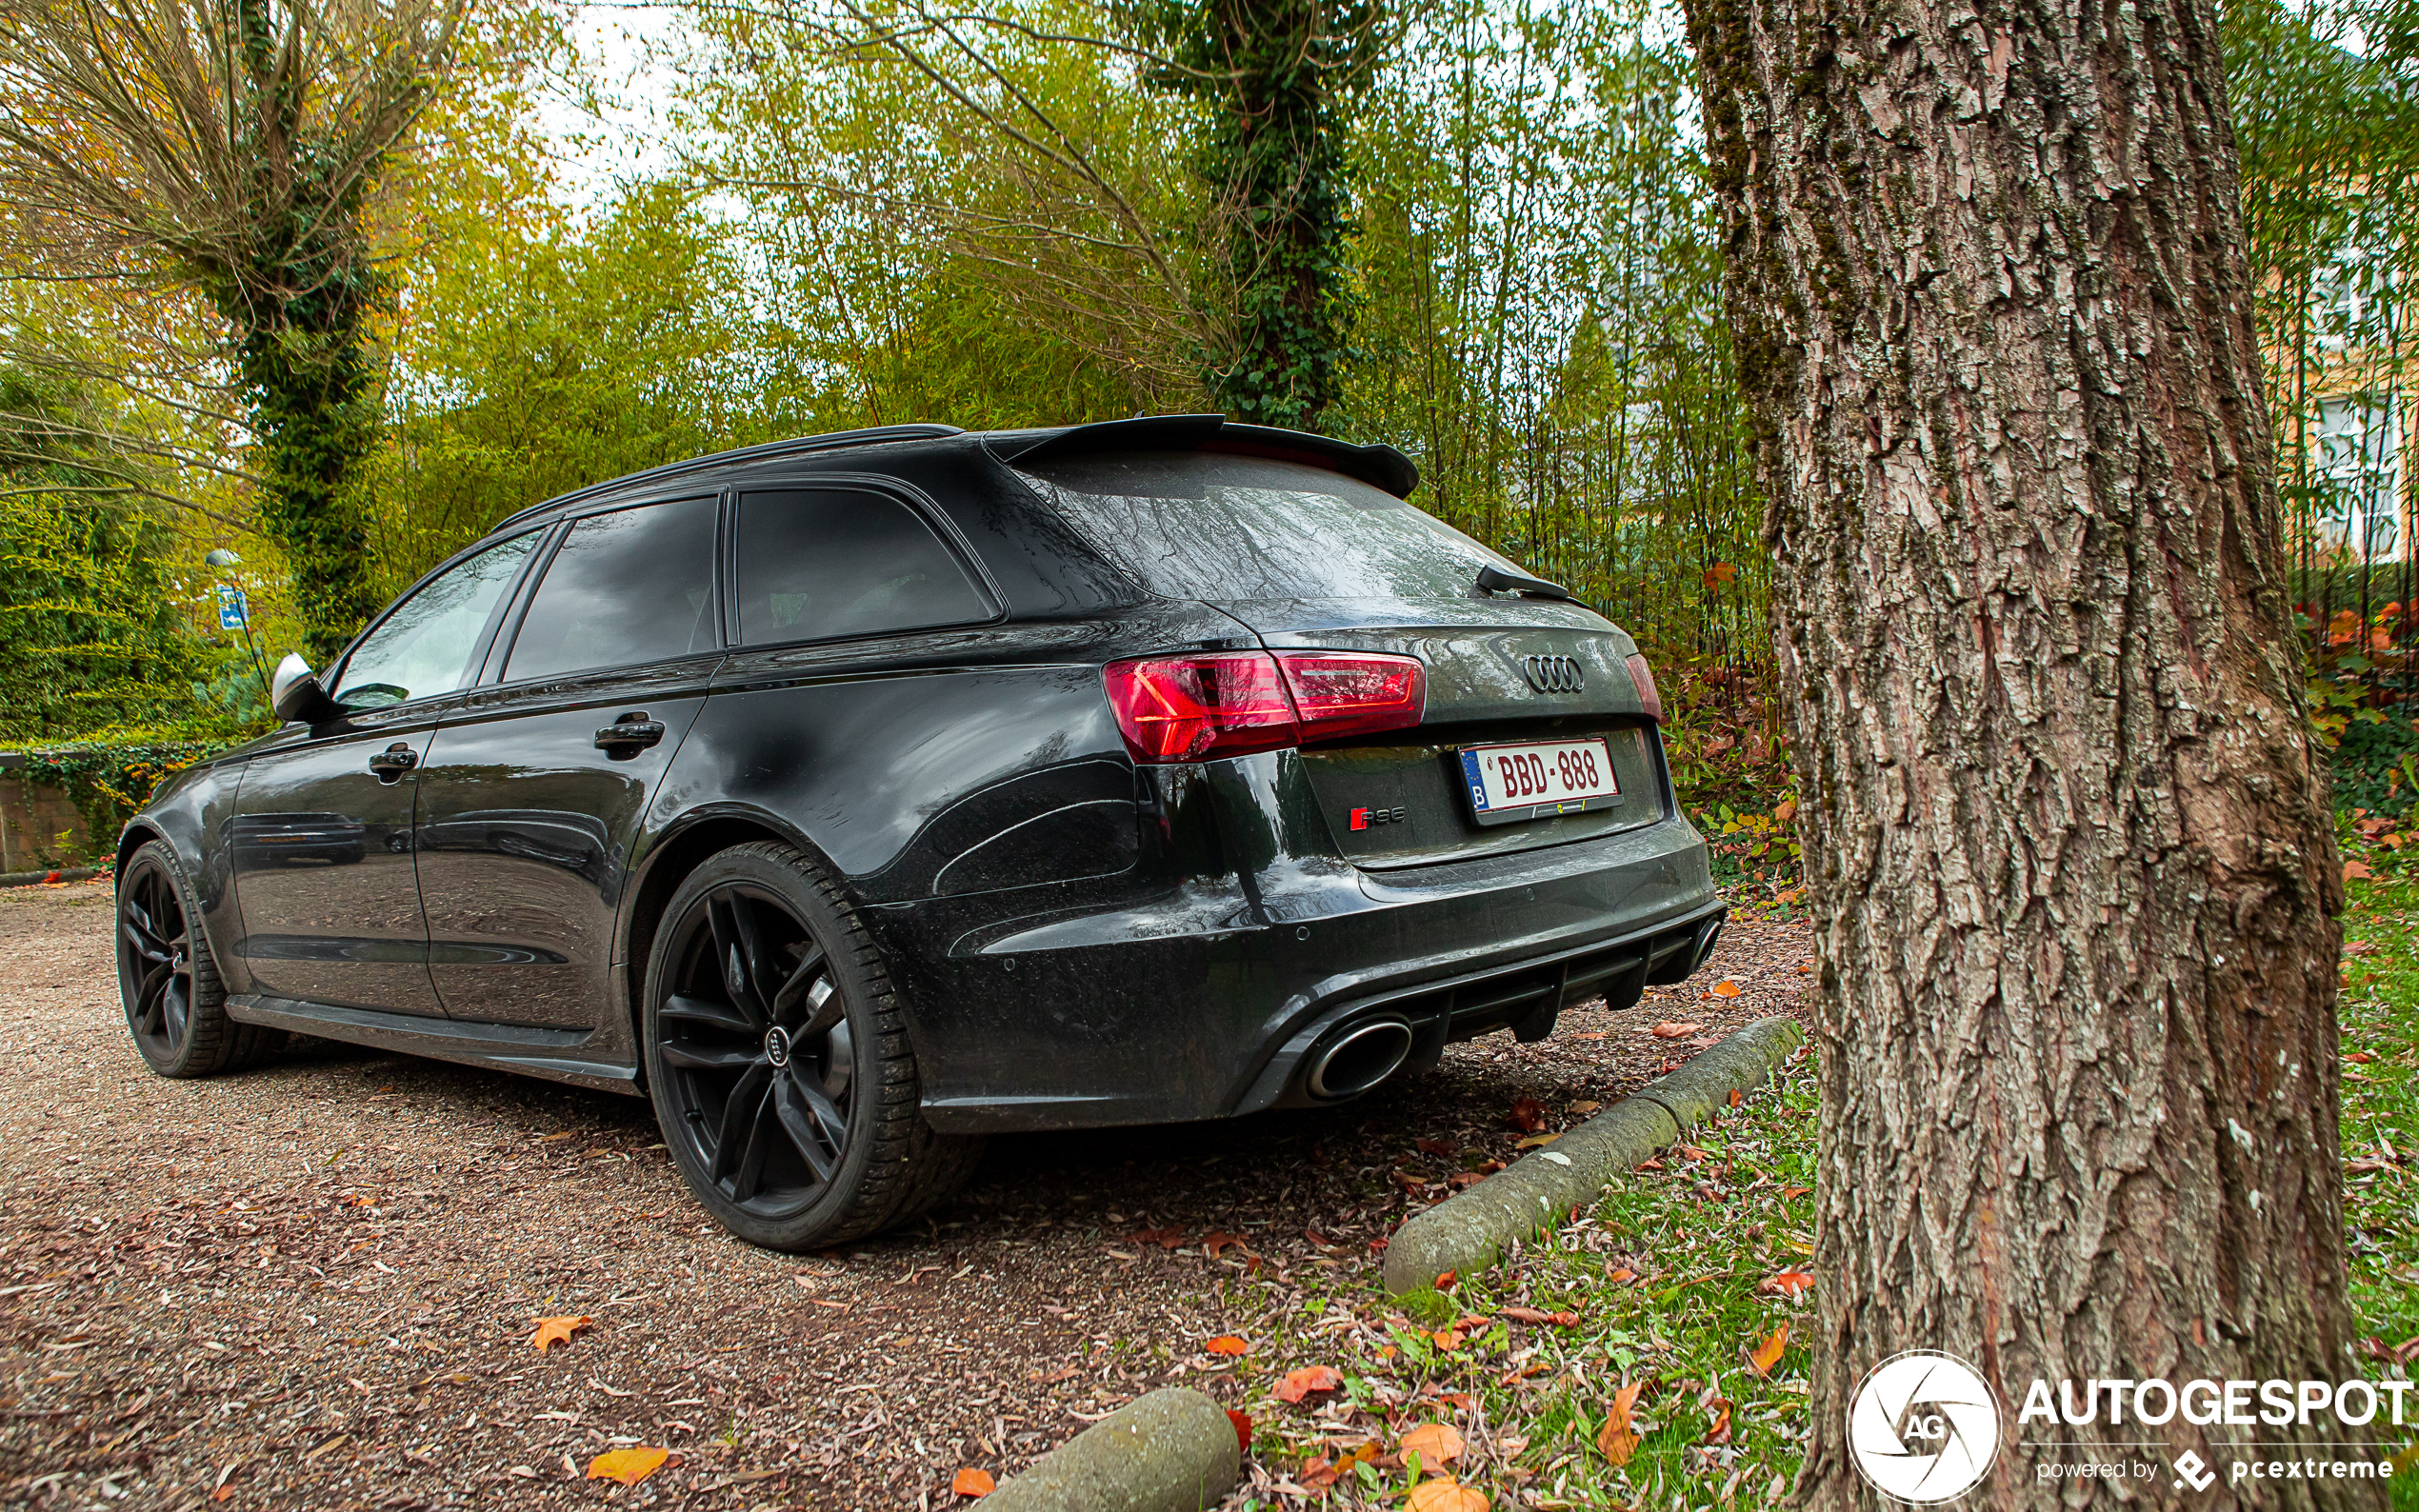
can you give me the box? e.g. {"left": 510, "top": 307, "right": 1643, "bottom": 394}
{"left": 224, "top": 994, "right": 644, "bottom": 1097}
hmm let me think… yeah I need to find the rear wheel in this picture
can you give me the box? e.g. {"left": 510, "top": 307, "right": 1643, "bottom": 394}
{"left": 642, "top": 841, "right": 982, "bottom": 1249}
{"left": 116, "top": 840, "right": 281, "bottom": 1077}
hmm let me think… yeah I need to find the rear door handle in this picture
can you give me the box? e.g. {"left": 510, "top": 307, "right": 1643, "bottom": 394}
{"left": 594, "top": 719, "right": 667, "bottom": 755}
{"left": 368, "top": 743, "right": 418, "bottom": 782}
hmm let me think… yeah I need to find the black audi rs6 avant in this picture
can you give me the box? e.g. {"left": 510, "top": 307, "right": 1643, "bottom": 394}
{"left": 114, "top": 415, "right": 1726, "bottom": 1248}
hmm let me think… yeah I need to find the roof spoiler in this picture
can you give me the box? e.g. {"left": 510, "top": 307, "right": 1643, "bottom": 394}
{"left": 993, "top": 414, "right": 1420, "bottom": 499}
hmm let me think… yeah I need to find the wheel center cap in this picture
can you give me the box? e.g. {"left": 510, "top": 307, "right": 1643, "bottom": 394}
{"left": 764, "top": 1026, "right": 792, "bottom": 1068}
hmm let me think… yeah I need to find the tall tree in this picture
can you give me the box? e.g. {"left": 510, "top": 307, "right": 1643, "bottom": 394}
{"left": 0, "top": 0, "right": 462, "bottom": 662}
{"left": 1682, "top": 0, "right": 2369, "bottom": 1506}
{"left": 1129, "top": 0, "right": 1384, "bottom": 430}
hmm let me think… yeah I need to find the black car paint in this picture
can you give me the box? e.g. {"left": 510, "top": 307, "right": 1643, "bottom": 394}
{"left": 124, "top": 427, "right": 1722, "bottom": 1127}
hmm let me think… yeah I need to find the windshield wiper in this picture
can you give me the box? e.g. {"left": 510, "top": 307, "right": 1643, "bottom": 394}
{"left": 1475, "top": 565, "right": 1572, "bottom": 601}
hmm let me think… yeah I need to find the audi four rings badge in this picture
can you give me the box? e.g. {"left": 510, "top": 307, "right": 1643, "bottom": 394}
{"left": 1522, "top": 653, "right": 1584, "bottom": 693}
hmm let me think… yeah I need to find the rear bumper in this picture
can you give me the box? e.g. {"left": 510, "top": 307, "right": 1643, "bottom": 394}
{"left": 888, "top": 794, "right": 1722, "bottom": 1133}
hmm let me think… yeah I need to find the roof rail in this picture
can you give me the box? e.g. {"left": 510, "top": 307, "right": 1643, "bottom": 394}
{"left": 490, "top": 423, "right": 967, "bottom": 532}
{"left": 992, "top": 414, "right": 1420, "bottom": 498}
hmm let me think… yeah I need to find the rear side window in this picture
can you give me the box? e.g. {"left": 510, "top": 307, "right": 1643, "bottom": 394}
{"left": 506, "top": 497, "right": 717, "bottom": 680}
{"left": 733, "top": 489, "right": 990, "bottom": 646}
{"left": 1013, "top": 451, "right": 1519, "bottom": 601}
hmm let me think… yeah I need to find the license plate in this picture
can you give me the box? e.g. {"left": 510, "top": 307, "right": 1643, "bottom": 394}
{"left": 1457, "top": 738, "right": 1621, "bottom": 826}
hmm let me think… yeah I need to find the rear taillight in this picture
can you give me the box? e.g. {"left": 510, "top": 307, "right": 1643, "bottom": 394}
{"left": 1625, "top": 652, "right": 1664, "bottom": 722}
{"left": 1103, "top": 650, "right": 1427, "bottom": 763}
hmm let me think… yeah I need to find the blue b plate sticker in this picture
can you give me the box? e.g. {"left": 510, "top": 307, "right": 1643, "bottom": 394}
{"left": 1457, "top": 737, "right": 1622, "bottom": 827}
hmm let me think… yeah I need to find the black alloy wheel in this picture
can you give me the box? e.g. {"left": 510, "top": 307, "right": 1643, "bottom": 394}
{"left": 642, "top": 841, "right": 982, "bottom": 1249}
{"left": 120, "top": 852, "right": 192, "bottom": 1059}
{"left": 657, "top": 882, "right": 853, "bottom": 1212}
{"left": 115, "top": 839, "right": 276, "bottom": 1077}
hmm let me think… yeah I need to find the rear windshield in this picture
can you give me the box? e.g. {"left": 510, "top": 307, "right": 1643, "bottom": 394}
{"left": 1013, "top": 450, "right": 1520, "bottom": 602}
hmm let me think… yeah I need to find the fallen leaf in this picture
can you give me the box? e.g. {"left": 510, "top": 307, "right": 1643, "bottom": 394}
{"left": 1431, "top": 1329, "right": 1462, "bottom": 1350}
{"left": 1514, "top": 1133, "right": 1558, "bottom": 1150}
{"left": 1407, "top": 1477, "right": 1490, "bottom": 1512}
{"left": 212, "top": 1490, "right": 233, "bottom": 1504}
{"left": 1400, "top": 1422, "right": 1467, "bottom": 1465}
{"left": 1416, "top": 1138, "right": 1457, "bottom": 1156}
{"left": 1758, "top": 1271, "right": 1814, "bottom": 1300}
{"left": 950, "top": 1467, "right": 995, "bottom": 1498}
{"left": 1206, "top": 1335, "right": 1249, "bottom": 1357}
{"left": 1607, "top": 1267, "right": 1637, "bottom": 1283}
{"left": 1201, "top": 1231, "right": 1250, "bottom": 1259}
{"left": 1597, "top": 1380, "right": 1649, "bottom": 1466}
{"left": 530, "top": 1316, "right": 592, "bottom": 1352}
{"left": 1649, "top": 1021, "right": 1704, "bottom": 1039}
{"left": 1704, "top": 1400, "right": 1733, "bottom": 1443}
{"left": 1275, "top": 1364, "right": 1343, "bottom": 1403}
{"left": 1226, "top": 1408, "right": 1251, "bottom": 1452}
{"left": 1130, "top": 1227, "right": 1187, "bottom": 1248}
{"left": 1709, "top": 979, "right": 1742, "bottom": 998}
{"left": 1434, "top": 1270, "right": 1458, "bottom": 1290}
{"left": 1030, "top": 1363, "right": 1080, "bottom": 1383}
{"left": 2349, "top": 1050, "right": 2377, "bottom": 1064}
{"left": 1569, "top": 1100, "right": 1601, "bottom": 1113}
{"left": 1781, "top": 1185, "right": 1810, "bottom": 1200}
{"left": 2346, "top": 859, "right": 2374, "bottom": 883}
{"left": 586, "top": 1447, "right": 668, "bottom": 1485}
{"left": 1507, "top": 1097, "right": 1549, "bottom": 1133}
{"left": 1728, "top": 1089, "right": 1744, "bottom": 1108}
{"left": 536, "top": 1131, "right": 575, "bottom": 1144}
{"left": 1634, "top": 1158, "right": 1664, "bottom": 1171}
{"left": 1300, "top": 1454, "right": 1342, "bottom": 1490}
{"left": 1749, "top": 1323, "right": 1789, "bottom": 1378}
{"left": 1499, "top": 1305, "right": 1582, "bottom": 1326}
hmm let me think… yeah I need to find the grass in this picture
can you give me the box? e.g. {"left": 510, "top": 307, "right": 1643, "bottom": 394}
{"left": 1218, "top": 850, "right": 2419, "bottom": 1509}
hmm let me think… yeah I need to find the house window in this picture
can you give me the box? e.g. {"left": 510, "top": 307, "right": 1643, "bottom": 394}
{"left": 2311, "top": 393, "right": 2403, "bottom": 562}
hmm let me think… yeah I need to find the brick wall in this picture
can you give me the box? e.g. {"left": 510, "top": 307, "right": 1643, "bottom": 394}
{"left": 0, "top": 773, "right": 95, "bottom": 873}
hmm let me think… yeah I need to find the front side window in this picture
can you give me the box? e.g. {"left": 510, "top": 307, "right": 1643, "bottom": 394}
{"left": 733, "top": 489, "right": 990, "bottom": 646}
{"left": 506, "top": 497, "right": 718, "bottom": 680}
{"left": 331, "top": 531, "right": 542, "bottom": 709}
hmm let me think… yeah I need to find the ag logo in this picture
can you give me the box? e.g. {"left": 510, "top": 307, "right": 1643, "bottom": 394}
{"left": 1847, "top": 1350, "right": 2001, "bottom": 1503}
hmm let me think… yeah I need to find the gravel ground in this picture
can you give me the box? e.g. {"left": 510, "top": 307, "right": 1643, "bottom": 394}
{"left": 0, "top": 876, "right": 1810, "bottom": 1511}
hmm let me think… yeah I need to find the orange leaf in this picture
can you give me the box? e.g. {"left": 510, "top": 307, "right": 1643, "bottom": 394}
{"left": 1709, "top": 979, "right": 1742, "bottom": 998}
{"left": 1431, "top": 1328, "right": 1462, "bottom": 1351}
{"left": 950, "top": 1467, "right": 995, "bottom": 1498}
{"left": 1401, "top": 1422, "right": 1467, "bottom": 1464}
{"left": 1781, "top": 1185, "right": 1810, "bottom": 1201}
{"left": 1201, "top": 1231, "right": 1250, "bottom": 1259}
{"left": 1130, "top": 1227, "right": 1187, "bottom": 1248}
{"left": 530, "top": 1316, "right": 592, "bottom": 1352}
{"left": 1705, "top": 1401, "right": 1734, "bottom": 1443}
{"left": 1275, "top": 1364, "right": 1343, "bottom": 1403}
{"left": 2345, "top": 860, "right": 2375, "bottom": 884}
{"left": 1206, "top": 1335, "right": 1249, "bottom": 1357}
{"left": 1506, "top": 1097, "right": 1549, "bottom": 1133}
{"left": 1758, "top": 1271, "right": 1814, "bottom": 1300}
{"left": 1514, "top": 1133, "right": 1558, "bottom": 1150}
{"left": 1596, "top": 1380, "right": 1648, "bottom": 1466}
{"left": 1499, "top": 1305, "right": 1580, "bottom": 1325}
{"left": 1434, "top": 1270, "right": 1458, "bottom": 1290}
{"left": 1728, "top": 1089, "right": 1744, "bottom": 1108}
{"left": 1749, "top": 1323, "right": 1789, "bottom": 1378}
{"left": 1226, "top": 1408, "right": 1251, "bottom": 1452}
{"left": 1407, "top": 1477, "right": 1490, "bottom": 1512}
{"left": 586, "top": 1447, "right": 668, "bottom": 1485}
{"left": 1649, "top": 1021, "right": 1703, "bottom": 1038}
{"left": 1607, "top": 1267, "right": 1637, "bottom": 1283}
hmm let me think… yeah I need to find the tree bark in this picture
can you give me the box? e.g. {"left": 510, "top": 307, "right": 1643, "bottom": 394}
{"left": 1679, "top": 0, "right": 2373, "bottom": 1502}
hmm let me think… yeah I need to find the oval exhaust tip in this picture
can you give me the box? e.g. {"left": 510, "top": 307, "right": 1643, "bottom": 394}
{"left": 1692, "top": 916, "right": 1727, "bottom": 973}
{"left": 1306, "top": 1018, "right": 1414, "bottom": 1101}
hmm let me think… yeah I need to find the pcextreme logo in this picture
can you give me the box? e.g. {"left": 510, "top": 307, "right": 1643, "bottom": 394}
{"left": 1847, "top": 1351, "right": 2003, "bottom": 1503}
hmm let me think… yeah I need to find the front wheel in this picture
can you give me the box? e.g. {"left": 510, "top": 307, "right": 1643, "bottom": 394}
{"left": 116, "top": 840, "right": 281, "bottom": 1077}
{"left": 642, "top": 841, "right": 983, "bottom": 1249}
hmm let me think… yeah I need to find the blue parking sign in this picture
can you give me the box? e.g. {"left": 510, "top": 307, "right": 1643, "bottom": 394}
{"left": 216, "top": 587, "right": 247, "bottom": 629}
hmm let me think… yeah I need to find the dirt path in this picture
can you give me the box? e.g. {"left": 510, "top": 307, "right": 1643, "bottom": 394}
{"left": 0, "top": 877, "right": 1810, "bottom": 1510}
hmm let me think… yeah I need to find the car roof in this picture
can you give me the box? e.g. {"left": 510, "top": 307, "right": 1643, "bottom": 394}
{"left": 488, "top": 414, "right": 1421, "bottom": 536}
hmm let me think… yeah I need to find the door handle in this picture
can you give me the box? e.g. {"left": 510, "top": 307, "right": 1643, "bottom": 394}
{"left": 594, "top": 718, "right": 667, "bottom": 756}
{"left": 368, "top": 742, "right": 418, "bottom": 782}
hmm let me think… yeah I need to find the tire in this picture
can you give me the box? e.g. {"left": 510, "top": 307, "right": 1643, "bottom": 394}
{"left": 116, "top": 839, "right": 282, "bottom": 1078}
{"left": 641, "top": 840, "right": 984, "bottom": 1249}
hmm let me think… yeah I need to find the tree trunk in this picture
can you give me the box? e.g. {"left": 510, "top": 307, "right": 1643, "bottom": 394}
{"left": 1679, "top": 0, "right": 2371, "bottom": 1502}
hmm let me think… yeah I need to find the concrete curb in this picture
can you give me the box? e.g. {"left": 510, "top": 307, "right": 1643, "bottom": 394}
{"left": 0, "top": 867, "right": 100, "bottom": 888}
{"left": 1381, "top": 1014, "right": 1806, "bottom": 1295}
{"left": 981, "top": 1386, "right": 1241, "bottom": 1511}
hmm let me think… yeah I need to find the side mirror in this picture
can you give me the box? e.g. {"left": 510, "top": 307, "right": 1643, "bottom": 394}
{"left": 270, "top": 652, "right": 344, "bottom": 726}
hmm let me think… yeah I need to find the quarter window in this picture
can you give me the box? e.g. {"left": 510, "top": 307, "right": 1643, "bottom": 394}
{"left": 506, "top": 497, "right": 719, "bottom": 680}
{"left": 733, "top": 489, "right": 989, "bottom": 646}
{"left": 331, "top": 530, "right": 542, "bottom": 708}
